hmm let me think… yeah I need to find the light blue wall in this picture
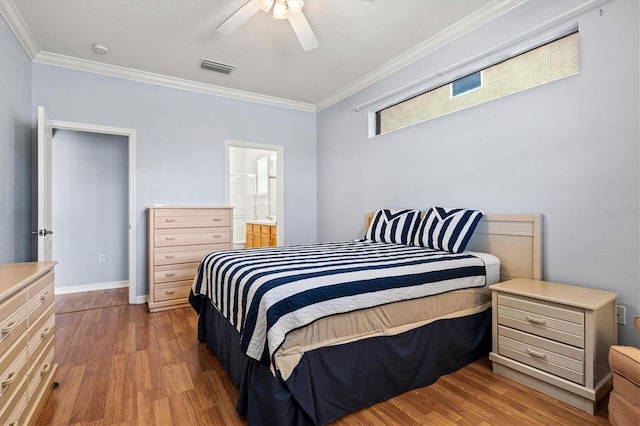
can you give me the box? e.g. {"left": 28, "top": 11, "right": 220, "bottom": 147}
{"left": 52, "top": 130, "right": 129, "bottom": 288}
{"left": 317, "top": 0, "right": 639, "bottom": 345}
{"left": 0, "top": 15, "right": 32, "bottom": 263}
{"left": 32, "top": 64, "right": 317, "bottom": 298}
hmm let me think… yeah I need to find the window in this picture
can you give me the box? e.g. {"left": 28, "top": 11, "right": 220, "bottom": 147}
{"left": 376, "top": 32, "right": 579, "bottom": 135}
{"left": 452, "top": 71, "right": 482, "bottom": 97}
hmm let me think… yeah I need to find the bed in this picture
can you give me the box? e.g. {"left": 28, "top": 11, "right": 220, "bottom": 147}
{"left": 189, "top": 211, "right": 542, "bottom": 425}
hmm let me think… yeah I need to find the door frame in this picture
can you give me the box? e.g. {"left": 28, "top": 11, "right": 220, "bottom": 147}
{"left": 225, "top": 140, "right": 284, "bottom": 246}
{"left": 48, "top": 118, "right": 138, "bottom": 304}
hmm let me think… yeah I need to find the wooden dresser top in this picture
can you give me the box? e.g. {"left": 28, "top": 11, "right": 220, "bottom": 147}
{"left": 0, "top": 261, "right": 57, "bottom": 301}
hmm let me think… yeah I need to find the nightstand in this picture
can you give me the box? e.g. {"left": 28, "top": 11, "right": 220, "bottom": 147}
{"left": 489, "top": 278, "right": 617, "bottom": 414}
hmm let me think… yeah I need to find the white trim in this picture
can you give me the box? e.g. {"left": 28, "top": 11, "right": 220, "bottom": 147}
{"left": 55, "top": 280, "right": 128, "bottom": 295}
{"left": 225, "top": 140, "right": 285, "bottom": 246}
{"left": 34, "top": 51, "right": 316, "bottom": 113}
{"left": 316, "top": 0, "right": 528, "bottom": 111}
{"left": 48, "top": 119, "right": 138, "bottom": 305}
{"left": 0, "top": 0, "right": 521, "bottom": 114}
{"left": 353, "top": 0, "right": 611, "bottom": 115}
{"left": 0, "top": 0, "right": 611, "bottom": 113}
{"left": 0, "top": 0, "right": 39, "bottom": 59}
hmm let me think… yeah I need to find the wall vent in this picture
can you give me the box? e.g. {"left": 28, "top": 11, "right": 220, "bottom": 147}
{"left": 200, "top": 59, "right": 236, "bottom": 74}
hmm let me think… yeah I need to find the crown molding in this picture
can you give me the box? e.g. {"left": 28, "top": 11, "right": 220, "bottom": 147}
{"left": 0, "top": 0, "right": 39, "bottom": 58}
{"left": 32, "top": 51, "right": 317, "bottom": 113}
{"left": 2, "top": 0, "right": 612, "bottom": 114}
{"left": 348, "top": 0, "right": 612, "bottom": 114}
{"left": 315, "top": 0, "right": 528, "bottom": 112}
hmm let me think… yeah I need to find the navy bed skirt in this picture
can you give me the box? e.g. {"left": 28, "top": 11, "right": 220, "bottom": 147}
{"left": 190, "top": 293, "right": 491, "bottom": 425}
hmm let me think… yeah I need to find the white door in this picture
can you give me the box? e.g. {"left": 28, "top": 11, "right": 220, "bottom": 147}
{"left": 37, "top": 106, "right": 54, "bottom": 261}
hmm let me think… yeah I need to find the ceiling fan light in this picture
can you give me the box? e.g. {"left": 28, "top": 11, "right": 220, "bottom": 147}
{"left": 272, "top": 0, "right": 287, "bottom": 19}
{"left": 259, "top": 0, "right": 274, "bottom": 12}
{"left": 287, "top": 0, "right": 304, "bottom": 14}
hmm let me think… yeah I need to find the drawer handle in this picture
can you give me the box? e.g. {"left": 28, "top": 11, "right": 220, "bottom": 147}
{"left": 41, "top": 327, "right": 51, "bottom": 338}
{"left": 40, "top": 363, "right": 51, "bottom": 376}
{"left": 165, "top": 290, "right": 176, "bottom": 295}
{"left": 41, "top": 291, "right": 50, "bottom": 301}
{"left": 164, "top": 255, "right": 175, "bottom": 259}
{"left": 1, "top": 371, "right": 17, "bottom": 388}
{"left": 165, "top": 218, "right": 176, "bottom": 223}
{"left": 1, "top": 321, "right": 17, "bottom": 337}
{"left": 212, "top": 234, "right": 221, "bottom": 238}
{"left": 212, "top": 218, "right": 221, "bottom": 222}
{"left": 526, "top": 315, "right": 546, "bottom": 325}
{"left": 527, "top": 348, "right": 547, "bottom": 359}
{"left": 165, "top": 236, "right": 175, "bottom": 241}
{"left": 165, "top": 272, "right": 175, "bottom": 277}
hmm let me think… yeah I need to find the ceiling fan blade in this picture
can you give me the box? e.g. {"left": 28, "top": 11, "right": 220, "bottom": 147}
{"left": 217, "top": 1, "right": 262, "bottom": 35}
{"left": 286, "top": 9, "right": 319, "bottom": 51}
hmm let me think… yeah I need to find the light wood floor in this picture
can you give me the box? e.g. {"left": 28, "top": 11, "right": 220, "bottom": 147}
{"left": 37, "top": 289, "right": 611, "bottom": 425}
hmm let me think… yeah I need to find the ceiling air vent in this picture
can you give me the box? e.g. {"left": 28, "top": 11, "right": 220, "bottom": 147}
{"left": 200, "top": 59, "right": 235, "bottom": 75}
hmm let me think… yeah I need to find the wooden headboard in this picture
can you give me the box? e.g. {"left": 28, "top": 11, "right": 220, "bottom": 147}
{"left": 364, "top": 213, "right": 542, "bottom": 281}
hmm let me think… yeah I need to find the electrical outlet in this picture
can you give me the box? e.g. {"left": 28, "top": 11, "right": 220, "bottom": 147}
{"left": 617, "top": 305, "right": 626, "bottom": 325}
{"left": 98, "top": 254, "right": 106, "bottom": 263}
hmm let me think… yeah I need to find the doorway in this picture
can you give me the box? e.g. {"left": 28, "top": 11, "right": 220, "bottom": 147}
{"left": 52, "top": 130, "right": 129, "bottom": 295}
{"left": 226, "top": 141, "right": 284, "bottom": 248}
{"left": 41, "top": 112, "right": 138, "bottom": 304}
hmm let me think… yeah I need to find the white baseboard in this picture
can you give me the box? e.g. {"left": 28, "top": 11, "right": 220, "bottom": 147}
{"left": 135, "top": 295, "right": 148, "bottom": 304}
{"left": 55, "top": 280, "right": 129, "bottom": 295}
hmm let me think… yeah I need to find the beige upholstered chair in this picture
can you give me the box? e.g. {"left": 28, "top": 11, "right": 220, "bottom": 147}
{"left": 608, "top": 317, "right": 640, "bottom": 426}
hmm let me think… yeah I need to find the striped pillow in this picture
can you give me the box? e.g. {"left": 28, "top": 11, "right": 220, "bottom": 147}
{"left": 413, "top": 207, "right": 484, "bottom": 253}
{"left": 365, "top": 209, "right": 421, "bottom": 245}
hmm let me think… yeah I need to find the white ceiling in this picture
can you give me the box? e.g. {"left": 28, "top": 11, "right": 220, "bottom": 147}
{"left": 1, "top": 0, "right": 529, "bottom": 111}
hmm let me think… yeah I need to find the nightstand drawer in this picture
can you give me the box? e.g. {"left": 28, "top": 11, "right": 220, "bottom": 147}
{"left": 498, "top": 335, "right": 584, "bottom": 384}
{"left": 497, "top": 293, "right": 584, "bottom": 348}
{"left": 497, "top": 325, "right": 584, "bottom": 384}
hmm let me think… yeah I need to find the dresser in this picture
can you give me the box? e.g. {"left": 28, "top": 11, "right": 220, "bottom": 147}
{"left": 147, "top": 207, "right": 233, "bottom": 312}
{"left": 245, "top": 221, "right": 277, "bottom": 248}
{"left": 0, "top": 262, "right": 58, "bottom": 425}
{"left": 489, "top": 278, "right": 616, "bottom": 414}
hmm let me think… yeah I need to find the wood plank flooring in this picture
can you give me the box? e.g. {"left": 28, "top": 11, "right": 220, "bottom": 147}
{"left": 37, "top": 289, "right": 611, "bottom": 425}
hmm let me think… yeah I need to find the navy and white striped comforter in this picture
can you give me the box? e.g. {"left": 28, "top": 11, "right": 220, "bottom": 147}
{"left": 191, "top": 240, "right": 487, "bottom": 367}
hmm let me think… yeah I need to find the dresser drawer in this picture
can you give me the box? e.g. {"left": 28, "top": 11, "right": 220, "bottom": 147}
{"left": 154, "top": 244, "right": 226, "bottom": 266}
{"left": 154, "top": 211, "right": 231, "bottom": 229}
{"left": 154, "top": 281, "right": 192, "bottom": 302}
{"left": 27, "top": 338, "right": 54, "bottom": 400}
{"left": 0, "top": 335, "right": 29, "bottom": 409}
{"left": 0, "top": 374, "right": 28, "bottom": 426}
{"left": 28, "top": 305, "right": 55, "bottom": 358}
{"left": 497, "top": 293, "right": 584, "bottom": 348}
{"left": 26, "top": 271, "right": 54, "bottom": 300}
{"left": 154, "top": 228, "right": 231, "bottom": 247}
{"left": 0, "top": 300, "right": 28, "bottom": 359}
{"left": 26, "top": 282, "right": 54, "bottom": 327}
{"left": 154, "top": 263, "right": 199, "bottom": 284}
{"left": 0, "top": 290, "right": 27, "bottom": 326}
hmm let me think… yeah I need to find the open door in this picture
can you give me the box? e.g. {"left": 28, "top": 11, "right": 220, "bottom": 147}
{"left": 37, "top": 106, "right": 53, "bottom": 261}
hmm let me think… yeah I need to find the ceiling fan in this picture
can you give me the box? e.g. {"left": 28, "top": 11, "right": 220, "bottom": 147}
{"left": 217, "top": 0, "right": 319, "bottom": 51}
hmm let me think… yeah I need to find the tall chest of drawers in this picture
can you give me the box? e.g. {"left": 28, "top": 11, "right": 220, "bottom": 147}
{"left": 0, "top": 262, "right": 58, "bottom": 425}
{"left": 489, "top": 278, "right": 617, "bottom": 414}
{"left": 147, "top": 207, "right": 233, "bottom": 312}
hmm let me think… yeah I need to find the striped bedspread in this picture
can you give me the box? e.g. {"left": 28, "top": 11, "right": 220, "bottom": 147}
{"left": 191, "top": 240, "right": 487, "bottom": 367}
